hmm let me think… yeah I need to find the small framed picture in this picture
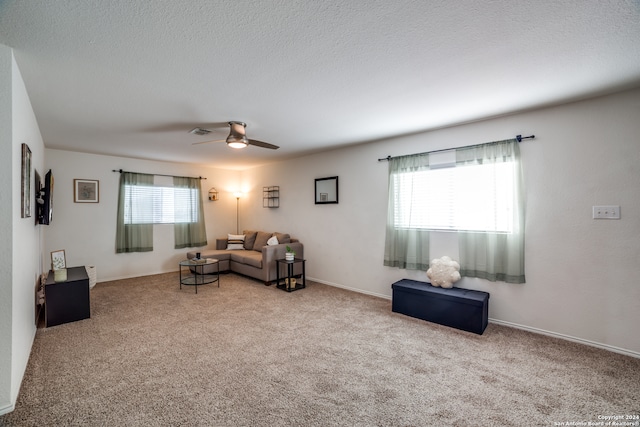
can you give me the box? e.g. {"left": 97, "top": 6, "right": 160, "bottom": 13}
{"left": 51, "top": 250, "right": 66, "bottom": 271}
{"left": 21, "top": 143, "right": 32, "bottom": 217}
{"left": 74, "top": 179, "right": 99, "bottom": 203}
{"left": 320, "top": 193, "right": 328, "bottom": 202}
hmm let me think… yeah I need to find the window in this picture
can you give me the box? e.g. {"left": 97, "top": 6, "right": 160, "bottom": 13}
{"left": 123, "top": 184, "right": 200, "bottom": 224}
{"left": 391, "top": 161, "right": 515, "bottom": 233}
{"left": 116, "top": 172, "right": 207, "bottom": 253}
{"left": 384, "top": 139, "right": 525, "bottom": 283}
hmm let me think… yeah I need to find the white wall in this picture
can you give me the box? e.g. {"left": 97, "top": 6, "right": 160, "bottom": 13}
{"left": 44, "top": 150, "right": 241, "bottom": 281}
{"left": 0, "top": 46, "right": 45, "bottom": 415}
{"left": 0, "top": 42, "right": 13, "bottom": 417}
{"left": 241, "top": 88, "right": 640, "bottom": 356}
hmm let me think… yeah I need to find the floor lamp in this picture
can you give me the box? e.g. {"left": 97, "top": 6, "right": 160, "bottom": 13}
{"left": 234, "top": 192, "right": 242, "bottom": 234}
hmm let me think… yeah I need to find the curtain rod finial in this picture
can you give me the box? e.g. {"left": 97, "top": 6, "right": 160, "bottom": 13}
{"left": 516, "top": 134, "right": 535, "bottom": 142}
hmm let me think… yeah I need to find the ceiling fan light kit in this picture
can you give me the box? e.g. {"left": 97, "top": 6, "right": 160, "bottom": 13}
{"left": 227, "top": 121, "right": 249, "bottom": 149}
{"left": 227, "top": 140, "right": 248, "bottom": 149}
{"left": 189, "top": 121, "right": 280, "bottom": 150}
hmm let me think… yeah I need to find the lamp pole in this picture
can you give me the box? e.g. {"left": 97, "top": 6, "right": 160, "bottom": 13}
{"left": 234, "top": 192, "right": 242, "bottom": 234}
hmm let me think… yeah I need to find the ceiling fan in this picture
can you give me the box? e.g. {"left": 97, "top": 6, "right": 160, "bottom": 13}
{"left": 190, "top": 121, "right": 279, "bottom": 150}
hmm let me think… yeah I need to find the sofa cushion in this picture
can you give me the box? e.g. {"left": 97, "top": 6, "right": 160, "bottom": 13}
{"left": 274, "top": 232, "right": 291, "bottom": 244}
{"left": 242, "top": 230, "right": 258, "bottom": 250}
{"left": 231, "top": 250, "right": 262, "bottom": 269}
{"left": 226, "top": 234, "right": 245, "bottom": 250}
{"left": 267, "top": 235, "right": 279, "bottom": 245}
{"left": 253, "top": 231, "right": 272, "bottom": 251}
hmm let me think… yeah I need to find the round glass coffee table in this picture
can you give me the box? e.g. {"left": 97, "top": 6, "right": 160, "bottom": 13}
{"left": 179, "top": 258, "right": 219, "bottom": 294}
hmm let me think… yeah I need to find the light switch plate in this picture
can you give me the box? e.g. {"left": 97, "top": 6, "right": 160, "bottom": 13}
{"left": 592, "top": 205, "right": 620, "bottom": 219}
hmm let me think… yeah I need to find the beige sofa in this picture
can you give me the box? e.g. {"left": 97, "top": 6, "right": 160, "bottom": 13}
{"left": 186, "top": 230, "right": 304, "bottom": 285}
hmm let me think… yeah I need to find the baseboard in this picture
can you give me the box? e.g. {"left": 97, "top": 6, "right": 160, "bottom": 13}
{"left": 308, "top": 276, "right": 391, "bottom": 300}
{"left": 309, "top": 277, "right": 640, "bottom": 359}
{"left": 0, "top": 401, "right": 15, "bottom": 416}
{"left": 95, "top": 268, "right": 181, "bottom": 284}
{"left": 489, "top": 319, "right": 640, "bottom": 359}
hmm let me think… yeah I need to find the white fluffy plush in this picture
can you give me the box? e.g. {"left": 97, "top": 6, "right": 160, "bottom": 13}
{"left": 426, "top": 256, "right": 461, "bottom": 288}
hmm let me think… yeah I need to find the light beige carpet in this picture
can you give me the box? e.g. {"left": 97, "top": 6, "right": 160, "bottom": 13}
{"left": 1, "top": 272, "right": 639, "bottom": 426}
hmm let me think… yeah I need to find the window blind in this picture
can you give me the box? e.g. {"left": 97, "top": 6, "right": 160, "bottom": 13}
{"left": 392, "top": 161, "right": 515, "bottom": 233}
{"left": 124, "top": 185, "right": 199, "bottom": 224}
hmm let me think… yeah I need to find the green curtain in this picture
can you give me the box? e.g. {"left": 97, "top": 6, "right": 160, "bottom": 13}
{"left": 456, "top": 139, "right": 526, "bottom": 283}
{"left": 116, "top": 172, "right": 154, "bottom": 253}
{"left": 383, "top": 153, "right": 431, "bottom": 270}
{"left": 173, "top": 176, "right": 207, "bottom": 249}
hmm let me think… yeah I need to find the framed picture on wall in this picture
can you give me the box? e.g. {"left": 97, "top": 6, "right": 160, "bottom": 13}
{"left": 74, "top": 179, "right": 99, "bottom": 203}
{"left": 21, "top": 143, "right": 32, "bottom": 217}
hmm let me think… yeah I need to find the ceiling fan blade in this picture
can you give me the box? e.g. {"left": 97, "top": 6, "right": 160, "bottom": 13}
{"left": 248, "top": 139, "right": 280, "bottom": 150}
{"left": 191, "top": 139, "right": 225, "bottom": 146}
{"left": 143, "top": 122, "right": 229, "bottom": 133}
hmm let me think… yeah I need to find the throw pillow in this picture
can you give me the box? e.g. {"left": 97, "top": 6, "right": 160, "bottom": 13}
{"left": 226, "top": 234, "right": 245, "bottom": 250}
{"left": 267, "top": 235, "right": 279, "bottom": 246}
{"left": 242, "top": 230, "right": 258, "bottom": 250}
{"left": 252, "top": 231, "right": 272, "bottom": 251}
{"left": 274, "top": 232, "right": 291, "bottom": 244}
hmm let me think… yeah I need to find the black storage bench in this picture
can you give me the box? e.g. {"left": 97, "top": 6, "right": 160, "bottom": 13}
{"left": 391, "top": 279, "right": 489, "bottom": 335}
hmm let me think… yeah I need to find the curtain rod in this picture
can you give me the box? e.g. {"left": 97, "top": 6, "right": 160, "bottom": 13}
{"left": 377, "top": 134, "right": 535, "bottom": 162}
{"left": 112, "top": 169, "right": 206, "bottom": 180}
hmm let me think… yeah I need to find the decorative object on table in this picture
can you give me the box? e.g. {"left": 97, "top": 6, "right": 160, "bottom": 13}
{"left": 315, "top": 176, "right": 338, "bottom": 204}
{"left": 51, "top": 249, "right": 66, "bottom": 270}
{"left": 21, "top": 143, "right": 32, "bottom": 218}
{"left": 51, "top": 249, "right": 67, "bottom": 282}
{"left": 208, "top": 188, "right": 218, "bottom": 201}
{"left": 74, "top": 179, "right": 99, "bottom": 203}
{"left": 285, "top": 245, "right": 295, "bottom": 261}
{"left": 426, "top": 256, "right": 461, "bottom": 288}
{"left": 285, "top": 277, "right": 297, "bottom": 289}
{"left": 54, "top": 268, "right": 68, "bottom": 282}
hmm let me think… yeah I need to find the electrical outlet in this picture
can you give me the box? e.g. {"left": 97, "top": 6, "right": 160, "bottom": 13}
{"left": 592, "top": 205, "right": 621, "bottom": 219}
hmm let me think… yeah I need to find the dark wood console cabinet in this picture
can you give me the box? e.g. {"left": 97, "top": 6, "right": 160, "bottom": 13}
{"left": 45, "top": 266, "right": 91, "bottom": 327}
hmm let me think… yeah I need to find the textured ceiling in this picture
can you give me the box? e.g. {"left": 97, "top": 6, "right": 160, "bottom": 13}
{"left": 1, "top": 0, "right": 639, "bottom": 170}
